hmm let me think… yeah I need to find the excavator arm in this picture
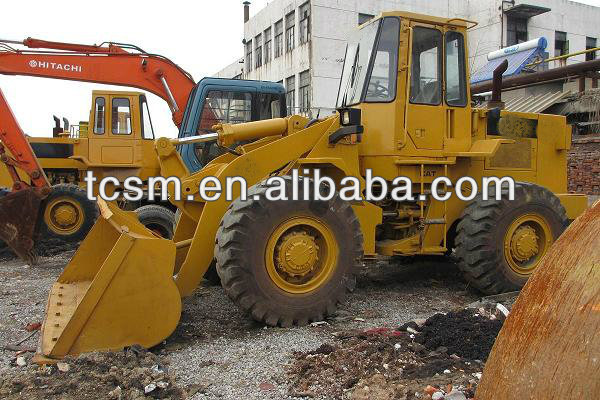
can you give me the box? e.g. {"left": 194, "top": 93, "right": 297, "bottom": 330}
{"left": 0, "top": 37, "right": 196, "bottom": 126}
{"left": 0, "top": 87, "right": 52, "bottom": 263}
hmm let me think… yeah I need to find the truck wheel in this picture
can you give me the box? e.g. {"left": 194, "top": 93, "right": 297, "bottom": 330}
{"left": 135, "top": 205, "right": 175, "bottom": 239}
{"left": 455, "top": 183, "right": 568, "bottom": 294}
{"left": 41, "top": 184, "right": 98, "bottom": 242}
{"left": 215, "top": 176, "right": 363, "bottom": 327}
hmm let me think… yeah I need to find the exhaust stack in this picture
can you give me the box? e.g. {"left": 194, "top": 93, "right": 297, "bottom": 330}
{"left": 243, "top": 1, "right": 251, "bottom": 23}
{"left": 486, "top": 59, "right": 509, "bottom": 109}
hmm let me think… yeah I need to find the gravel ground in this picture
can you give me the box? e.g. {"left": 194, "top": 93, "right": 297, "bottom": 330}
{"left": 0, "top": 252, "right": 481, "bottom": 399}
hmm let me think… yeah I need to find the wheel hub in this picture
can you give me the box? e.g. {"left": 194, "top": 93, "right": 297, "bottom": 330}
{"left": 275, "top": 231, "right": 319, "bottom": 277}
{"left": 52, "top": 203, "right": 78, "bottom": 227}
{"left": 510, "top": 226, "right": 539, "bottom": 262}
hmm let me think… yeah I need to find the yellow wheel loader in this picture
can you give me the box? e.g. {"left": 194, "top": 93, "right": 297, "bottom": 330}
{"left": 36, "top": 11, "right": 588, "bottom": 361}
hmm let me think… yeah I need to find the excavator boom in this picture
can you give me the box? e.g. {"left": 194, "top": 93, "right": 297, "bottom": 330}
{"left": 0, "top": 38, "right": 196, "bottom": 126}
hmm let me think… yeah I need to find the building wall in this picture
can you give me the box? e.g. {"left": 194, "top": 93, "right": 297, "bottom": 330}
{"left": 568, "top": 137, "right": 600, "bottom": 196}
{"left": 216, "top": 0, "right": 600, "bottom": 114}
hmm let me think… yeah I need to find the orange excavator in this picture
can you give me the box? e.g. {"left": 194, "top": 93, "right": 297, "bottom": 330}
{"left": 0, "top": 37, "right": 286, "bottom": 263}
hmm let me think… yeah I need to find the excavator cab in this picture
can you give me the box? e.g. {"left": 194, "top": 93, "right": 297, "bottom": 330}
{"left": 176, "top": 77, "right": 286, "bottom": 172}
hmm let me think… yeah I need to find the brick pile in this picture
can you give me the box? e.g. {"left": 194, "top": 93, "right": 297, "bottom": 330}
{"left": 568, "top": 137, "right": 600, "bottom": 195}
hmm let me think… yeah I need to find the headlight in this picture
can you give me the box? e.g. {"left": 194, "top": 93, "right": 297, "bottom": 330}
{"left": 338, "top": 108, "right": 361, "bottom": 126}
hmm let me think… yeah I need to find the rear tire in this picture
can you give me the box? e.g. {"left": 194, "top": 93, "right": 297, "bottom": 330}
{"left": 41, "top": 184, "right": 98, "bottom": 242}
{"left": 215, "top": 176, "right": 363, "bottom": 327}
{"left": 135, "top": 205, "right": 176, "bottom": 239}
{"left": 455, "top": 183, "right": 568, "bottom": 294}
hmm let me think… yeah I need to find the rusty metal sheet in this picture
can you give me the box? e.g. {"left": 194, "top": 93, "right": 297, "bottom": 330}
{"left": 477, "top": 201, "right": 600, "bottom": 399}
{"left": 0, "top": 187, "right": 48, "bottom": 264}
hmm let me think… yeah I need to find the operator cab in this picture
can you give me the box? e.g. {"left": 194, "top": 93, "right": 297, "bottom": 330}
{"left": 177, "top": 77, "right": 286, "bottom": 172}
{"left": 336, "top": 13, "right": 471, "bottom": 157}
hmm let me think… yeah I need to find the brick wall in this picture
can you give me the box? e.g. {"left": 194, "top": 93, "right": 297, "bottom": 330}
{"left": 568, "top": 137, "right": 600, "bottom": 195}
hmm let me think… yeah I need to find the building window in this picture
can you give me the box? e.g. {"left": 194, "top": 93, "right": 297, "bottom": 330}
{"left": 245, "top": 39, "right": 252, "bottom": 72}
{"left": 286, "top": 75, "right": 296, "bottom": 114}
{"left": 274, "top": 19, "right": 283, "bottom": 58}
{"left": 586, "top": 37, "right": 597, "bottom": 61}
{"left": 506, "top": 17, "right": 527, "bottom": 46}
{"left": 264, "top": 27, "right": 272, "bottom": 63}
{"left": 555, "top": 31, "right": 569, "bottom": 56}
{"left": 255, "top": 34, "right": 263, "bottom": 69}
{"left": 286, "top": 11, "right": 295, "bottom": 52}
{"left": 299, "top": 2, "right": 310, "bottom": 44}
{"left": 358, "top": 13, "right": 374, "bottom": 25}
{"left": 299, "top": 70, "right": 310, "bottom": 115}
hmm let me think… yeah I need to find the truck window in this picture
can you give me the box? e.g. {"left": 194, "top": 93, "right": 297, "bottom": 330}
{"left": 445, "top": 31, "right": 468, "bottom": 107}
{"left": 140, "top": 97, "right": 155, "bottom": 139}
{"left": 94, "top": 97, "right": 105, "bottom": 134}
{"left": 365, "top": 17, "right": 400, "bottom": 102}
{"left": 111, "top": 98, "right": 132, "bottom": 135}
{"left": 410, "top": 27, "right": 442, "bottom": 105}
{"left": 198, "top": 90, "right": 252, "bottom": 132}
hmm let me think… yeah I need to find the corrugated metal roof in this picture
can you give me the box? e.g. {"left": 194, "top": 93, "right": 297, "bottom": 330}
{"left": 470, "top": 48, "right": 544, "bottom": 84}
{"left": 504, "top": 90, "right": 572, "bottom": 113}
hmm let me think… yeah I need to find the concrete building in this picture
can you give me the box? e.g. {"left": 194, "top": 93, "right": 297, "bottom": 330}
{"left": 215, "top": 0, "right": 600, "bottom": 116}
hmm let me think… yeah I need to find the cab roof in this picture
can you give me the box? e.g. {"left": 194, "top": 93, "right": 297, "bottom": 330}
{"left": 367, "top": 11, "right": 474, "bottom": 29}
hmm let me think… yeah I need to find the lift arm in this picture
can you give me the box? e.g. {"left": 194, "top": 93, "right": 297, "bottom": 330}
{"left": 0, "top": 37, "right": 196, "bottom": 126}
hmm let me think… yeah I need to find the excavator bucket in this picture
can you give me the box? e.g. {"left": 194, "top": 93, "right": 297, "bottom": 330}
{"left": 0, "top": 187, "right": 48, "bottom": 264}
{"left": 36, "top": 199, "right": 181, "bottom": 361}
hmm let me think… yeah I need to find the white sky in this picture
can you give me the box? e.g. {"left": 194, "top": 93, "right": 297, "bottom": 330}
{"left": 0, "top": 0, "right": 269, "bottom": 138}
{"left": 1, "top": 0, "right": 599, "bottom": 138}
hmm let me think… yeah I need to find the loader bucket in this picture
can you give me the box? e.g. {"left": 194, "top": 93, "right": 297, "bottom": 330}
{"left": 0, "top": 187, "right": 48, "bottom": 264}
{"left": 37, "top": 199, "right": 181, "bottom": 361}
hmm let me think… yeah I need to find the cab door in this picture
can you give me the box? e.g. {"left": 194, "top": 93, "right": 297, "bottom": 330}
{"left": 405, "top": 23, "right": 445, "bottom": 150}
{"left": 88, "top": 94, "right": 138, "bottom": 165}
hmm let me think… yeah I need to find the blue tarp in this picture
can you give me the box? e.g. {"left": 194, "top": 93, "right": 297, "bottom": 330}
{"left": 471, "top": 38, "right": 548, "bottom": 84}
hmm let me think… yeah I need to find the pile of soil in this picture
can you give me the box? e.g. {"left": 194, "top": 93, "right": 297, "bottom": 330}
{"left": 415, "top": 309, "right": 503, "bottom": 361}
{"left": 288, "top": 308, "right": 503, "bottom": 399}
{"left": 0, "top": 347, "right": 187, "bottom": 399}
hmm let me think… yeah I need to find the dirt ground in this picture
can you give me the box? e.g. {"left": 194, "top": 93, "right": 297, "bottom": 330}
{"left": 0, "top": 250, "right": 514, "bottom": 399}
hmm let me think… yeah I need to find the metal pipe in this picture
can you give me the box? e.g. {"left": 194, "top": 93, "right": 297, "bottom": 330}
{"left": 0, "top": 39, "right": 24, "bottom": 45}
{"left": 158, "top": 74, "right": 179, "bottom": 112}
{"left": 492, "top": 59, "right": 509, "bottom": 103}
{"left": 170, "top": 132, "right": 219, "bottom": 145}
{"left": 471, "top": 58, "right": 600, "bottom": 94}
{"left": 243, "top": 1, "right": 251, "bottom": 23}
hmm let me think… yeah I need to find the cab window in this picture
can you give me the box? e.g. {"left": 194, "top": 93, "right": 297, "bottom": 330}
{"left": 111, "top": 98, "right": 132, "bottom": 135}
{"left": 198, "top": 91, "right": 252, "bottom": 132}
{"left": 258, "top": 92, "right": 283, "bottom": 119}
{"left": 140, "top": 97, "right": 155, "bottom": 139}
{"left": 93, "top": 97, "right": 105, "bottom": 134}
{"left": 410, "top": 27, "right": 442, "bottom": 105}
{"left": 445, "top": 31, "right": 468, "bottom": 107}
{"left": 364, "top": 17, "right": 400, "bottom": 102}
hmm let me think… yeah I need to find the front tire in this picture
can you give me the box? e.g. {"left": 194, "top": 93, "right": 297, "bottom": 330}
{"left": 455, "top": 183, "right": 568, "bottom": 294}
{"left": 215, "top": 176, "right": 363, "bottom": 327}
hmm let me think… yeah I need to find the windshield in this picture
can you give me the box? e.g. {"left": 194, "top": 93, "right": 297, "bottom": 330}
{"left": 336, "top": 20, "right": 379, "bottom": 107}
